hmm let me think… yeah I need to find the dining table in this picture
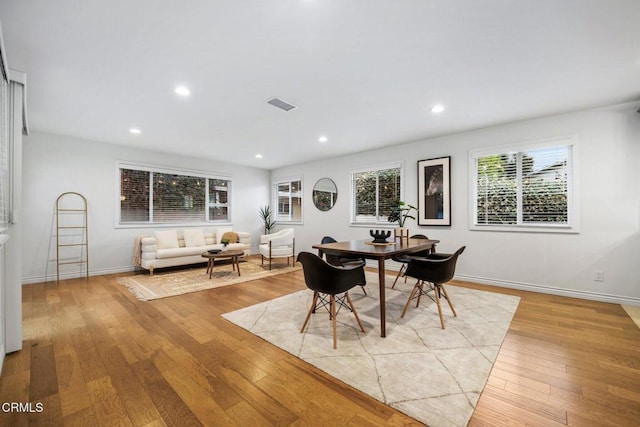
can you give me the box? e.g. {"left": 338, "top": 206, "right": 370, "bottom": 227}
{"left": 312, "top": 237, "right": 439, "bottom": 337}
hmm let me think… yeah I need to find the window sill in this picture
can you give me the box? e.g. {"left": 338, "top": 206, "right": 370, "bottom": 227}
{"left": 350, "top": 222, "right": 396, "bottom": 229}
{"left": 115, "top": 222, "right": 233, "bottom": 230}
{"left": 470, "top": 224, "right": 579, "bottom": 234}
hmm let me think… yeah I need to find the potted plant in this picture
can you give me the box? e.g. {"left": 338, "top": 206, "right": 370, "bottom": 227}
{"left": 259, "top": 205, "right": 276, "bottom": 235}
{"left": 221, "top": 237, "right": 230, "bottom": 251}
{"left": 387, "top": 201, "right": 418, "bottom": 241}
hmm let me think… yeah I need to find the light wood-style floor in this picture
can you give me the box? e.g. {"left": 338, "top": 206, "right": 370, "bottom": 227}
{"left": 1, "top": 260, "right": 639, "bottom": 426}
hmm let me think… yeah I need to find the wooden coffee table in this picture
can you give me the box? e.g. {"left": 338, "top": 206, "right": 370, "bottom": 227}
{"left": 201, "top": 250, "right": 244, "bottom": 279}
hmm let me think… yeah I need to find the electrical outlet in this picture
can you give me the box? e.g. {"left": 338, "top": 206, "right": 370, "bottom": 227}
{"left": 594, "top": 271, "right": 605, "bottom": 282}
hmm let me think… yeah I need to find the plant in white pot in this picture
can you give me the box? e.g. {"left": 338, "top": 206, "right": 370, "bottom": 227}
{"left": 387, "top": 200, "right": 418, "bottom": 241}
{"left": 221, "top": 237, "right": 230, "bottom": 251}
{"left": 259, "top": 205, "right": 276, "bottom": 235}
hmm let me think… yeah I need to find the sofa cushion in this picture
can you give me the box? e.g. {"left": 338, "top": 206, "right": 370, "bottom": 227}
{"left": 157, "top": 246, "right": 206, "bottom": 259}
{"left": 221, "top": 231, "right": 239, "bottom": 243}
{"left": 183, "top": 228, "right": 206, "bottom": 247}
{"left": 203, "top": 232, "right": 216, "bottom": 245}
{"left": 155, "top": 230, "right": 180, "bottom": 249}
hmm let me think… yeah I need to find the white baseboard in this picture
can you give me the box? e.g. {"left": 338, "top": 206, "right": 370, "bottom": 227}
{"left": 454, "top": 274, "right": 640, "bottom": 307}
{"left": 22, "top": 265, "right": 136, "bottom": 285}
{"left": 368, "top": 260, "right": 640, "bottom": 307}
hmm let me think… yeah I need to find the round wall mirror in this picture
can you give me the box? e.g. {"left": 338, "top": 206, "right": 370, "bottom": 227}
{"left": 312, "top": 178, "right": 338, "bottom": 211}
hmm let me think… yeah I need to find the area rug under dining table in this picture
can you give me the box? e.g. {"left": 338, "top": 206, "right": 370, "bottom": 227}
{"left": 223, "top": 271, "right": 520, "bottom": 427}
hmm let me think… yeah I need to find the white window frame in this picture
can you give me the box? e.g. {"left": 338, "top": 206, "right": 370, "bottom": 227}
{"left": 115, "top": 161, "right": 232, "bottom": 228}
{"left": 350, "top": 161, "right": 404, "bottom": 226}
{"left": 468, "top": 136, "right": 579, "bottom": 233}
{"left": 272, "top": 177, "right": 303, "bottom": 224}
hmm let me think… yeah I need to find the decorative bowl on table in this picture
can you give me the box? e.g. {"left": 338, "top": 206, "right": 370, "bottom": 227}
{"left": 208, "top": 249, "right": 221, "bottom": 254}
{"left": 370, "top": 229, "right": 391, "bottom": 243}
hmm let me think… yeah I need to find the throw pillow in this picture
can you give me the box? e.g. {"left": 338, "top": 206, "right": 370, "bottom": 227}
{"left": 221, "top": 231, "right": 239, "bottom": 243}
{"left": 155, "top": 230, "right": 180, "bottom": 249}
{"left": 183, "top": 228, "right": 206, "bottom": 247}
{"left": 216, "top": 227, "right": 233, "bottom": 244}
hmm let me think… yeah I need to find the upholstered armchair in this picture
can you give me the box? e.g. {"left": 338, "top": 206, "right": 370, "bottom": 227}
{"left": 259, "top": 228, "right": 295, "bottom": 270}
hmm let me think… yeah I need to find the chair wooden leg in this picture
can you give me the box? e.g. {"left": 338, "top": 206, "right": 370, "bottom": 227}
{"left": 416, "top": 281, "right": 425, "bottom": 308}
{"left": 401, "top": 283, "right": 421, "bottom": 318}
{"left": 391, "top": 264, "right": 406, "bottom": 289}
{"left": 330, "top": 295, "right": 337, "bottom": 349}
{"left": 360, "top": 285, "right": 367, "bottom": 295}
{"left": 346, "top": 292, "right": 365, "bottom": 333}
{"left": 440, "top": 283, "right": 457, "bottom": 317}
{"left": 300, "top": 292, "right": 319, "bottom": 333}
{"left": 433, "top": 285, "right": 446, "bottom": 329}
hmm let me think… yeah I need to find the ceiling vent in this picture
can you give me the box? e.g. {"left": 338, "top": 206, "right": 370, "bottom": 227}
{"left": 267, "top": 97, "right": 297, "bottom": 112}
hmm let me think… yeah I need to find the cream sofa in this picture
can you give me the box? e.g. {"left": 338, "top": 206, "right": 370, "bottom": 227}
{"left": 137, "top": 227, "right": 251, "bottom": 275}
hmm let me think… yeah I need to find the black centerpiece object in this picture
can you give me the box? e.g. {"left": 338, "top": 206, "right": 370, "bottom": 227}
{"left": 370, "top": 229, "right": 391, "bottom": 244}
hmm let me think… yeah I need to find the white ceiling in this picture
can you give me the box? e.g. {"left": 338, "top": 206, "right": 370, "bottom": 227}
{"left": 1, "top": 0, "right": 639, "bottom": 170}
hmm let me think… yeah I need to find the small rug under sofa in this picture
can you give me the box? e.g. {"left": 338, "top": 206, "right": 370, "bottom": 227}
{"left": 119, "top": 257, "right": 300, "bottom": 301}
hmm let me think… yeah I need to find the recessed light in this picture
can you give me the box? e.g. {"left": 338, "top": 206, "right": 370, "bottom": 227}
{"left": 255, "top": 154, "right": 263, "bottom": 159}
{"left": 175, "top": 85, "right": 191, "bottom": 96}
{"left": 430, "top": 104, "right": 445, "bottom": 113}
{"left": 318, "top": 136, "right": 328, "bottom": 143}
{"left": 129, "top": 128, "right": 141, "bottom": 134}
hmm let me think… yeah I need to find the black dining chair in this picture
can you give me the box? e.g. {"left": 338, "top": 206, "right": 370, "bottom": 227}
{"left": 400, "top": 246, "right": 466, "bottom": 329}
{"left": 391, "top": 234, "right": 433, "bottom": 289}
{"left": 318, "top": 236, "right": 367, "bottom": 295}
{"left": 297, "top": 252, "right": 366, "bottom": 349}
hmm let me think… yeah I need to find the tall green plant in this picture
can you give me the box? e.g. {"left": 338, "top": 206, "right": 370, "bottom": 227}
{"left": 259, "top": 205, "right": 276, "bottom": 234}
{"left": 387, "top": 201, "right": 417, "bottom": 227}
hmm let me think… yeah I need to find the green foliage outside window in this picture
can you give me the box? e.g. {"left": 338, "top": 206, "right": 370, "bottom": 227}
{"left": 476, "top": 152, "right": 568, "bottom": 225}
{"left": 119, "top": 166, "right": 230, "bottom": 224}
{"left": 353, "top": 167, "right": 401, "bottom": 222}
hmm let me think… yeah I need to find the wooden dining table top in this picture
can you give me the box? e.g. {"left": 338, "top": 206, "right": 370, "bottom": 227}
{"left": 312, "top": 238, "right": 440, "bottom": 259}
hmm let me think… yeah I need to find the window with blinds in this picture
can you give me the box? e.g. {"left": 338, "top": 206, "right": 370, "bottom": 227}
{"left": 471, "top": 139, "right": 574, "bottom": 230}
{"left": 119, "top": 163, "right": 231, "bottom": 225}
{"left": 274, "top": 179, "right": 302, "bottom": 223}
{"left": 351, "top": 163, "right": 402, "bottom": 224}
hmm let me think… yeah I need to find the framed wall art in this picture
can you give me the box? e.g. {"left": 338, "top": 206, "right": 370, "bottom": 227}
{"left": 417, "top": 156, "right": 451, "bottom": 226}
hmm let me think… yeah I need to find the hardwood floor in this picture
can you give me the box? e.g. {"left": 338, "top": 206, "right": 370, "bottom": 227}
{"left": 1, "top": 260, "right": 639, "bottom": 426}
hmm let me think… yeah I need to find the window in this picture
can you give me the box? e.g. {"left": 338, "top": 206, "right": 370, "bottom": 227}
{"left": 118, "top": 163, "right": 231, "bottom": 225}
{"left": 351, "top": 163, "right": 402, "bottom": 224}
{"left": 274, "top": 179, "right": 302, "bottom": 222}
{"left": 470, "top": 137, "right": 576, "bottom": 231}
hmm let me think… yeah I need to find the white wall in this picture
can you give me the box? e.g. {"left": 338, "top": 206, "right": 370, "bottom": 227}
{"left": 5, "top": 75, "right": 25, "bottom": 353}
{"left": 271, "top": 102, "right": 640, "bottom": 305}
{"left": 22, "top": 132, "right": 270, "bottom": 283}
{"left": 20, "top": 102, "right": 640, "bottom": 305}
